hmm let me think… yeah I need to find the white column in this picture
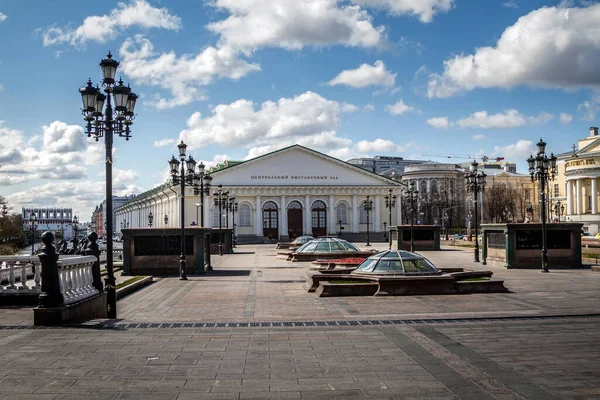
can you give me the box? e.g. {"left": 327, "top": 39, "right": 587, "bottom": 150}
{"left": 254, "top": 196, "right": 262, "bottom": 236}
{"left": 304, "top": 195, "right": 311, "bottom": 234}
{"left": 567, "top": 180, "right": 573, "bottom": 215}
{"left": 352, "top": 195, "right": 358, "bottom": 233}
{"left": 374, "top": 194, "right": 381, "bottom": 232}
{"left": 576, "top": 179, "right": 583, "bottom": 215}
{"left": 280, "top": 196, "right": 287, "bottom": 238}
{"left": 593, "top": 178, "right": 598, "bottom": 215}
{"left": 328, "top": 194, "right": 336, "bottom": 235}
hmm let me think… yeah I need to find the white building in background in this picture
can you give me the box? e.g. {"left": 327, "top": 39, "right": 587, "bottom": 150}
{"left": 22, "top": 207, "right": 76, "bottom": 240}
{"left": 116, "top": 145, "right": 403, "bottom": 241}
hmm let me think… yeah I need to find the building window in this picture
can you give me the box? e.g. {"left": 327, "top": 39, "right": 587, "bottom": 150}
{"left": 359, "top": 202, "right": 369, "bottom": 224}
{"left": 336, "top": 203, "right": 348, "bottom": 224}
{"left": 554, "top": 184, "right": 559, "bottom": 197}
{"left": 239, "top": 204, "right": 251, "bottom": 226}
{"left": 213, "top": 208, "right": 223, "bottom": 227}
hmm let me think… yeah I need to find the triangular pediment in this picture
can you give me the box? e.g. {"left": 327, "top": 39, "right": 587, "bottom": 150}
{"left": 211, "top": 145, "right": 400, "bottom": 186}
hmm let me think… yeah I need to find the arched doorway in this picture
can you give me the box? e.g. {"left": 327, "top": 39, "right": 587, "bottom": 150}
{"left": 311, "top": 200, "right": 327, "bottom": 237}
{"left": 287, "top": 201, "right": 303, "bottom": 240}
{"left": 262, "top": 201, "right": 278, "bottom": 240}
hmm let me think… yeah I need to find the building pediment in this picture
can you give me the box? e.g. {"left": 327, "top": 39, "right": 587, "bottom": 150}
{"left": 210, "top": 145, "right": 400, "bottom": 187}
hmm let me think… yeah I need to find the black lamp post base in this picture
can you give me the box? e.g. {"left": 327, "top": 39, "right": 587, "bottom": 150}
{"left": 540, "top": 269, "right": 549, "bottom": 273}
{"left": 179, "top": 276, "right": 188, "bottom": 280}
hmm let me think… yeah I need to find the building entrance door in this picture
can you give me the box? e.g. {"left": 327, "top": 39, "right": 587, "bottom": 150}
{"left": 311, "top": 200, "right": 327, "bottom": 237}
{"left": 262, "top": 201, "right": 279, "bottom": 240}
{"left": 287, "top": 201, "right": 303, "bottom": 240}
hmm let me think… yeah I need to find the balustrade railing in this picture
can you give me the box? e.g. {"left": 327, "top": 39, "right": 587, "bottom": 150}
{"left": 0, "top": 256, "right": 41, "bottom": 293}
{"left": 56, "top": 256, "right": 99, "bottom": 305}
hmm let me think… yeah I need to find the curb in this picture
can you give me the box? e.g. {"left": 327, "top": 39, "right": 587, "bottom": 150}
{"left": 116, "top": 276, "right": 153, "bottom": 300}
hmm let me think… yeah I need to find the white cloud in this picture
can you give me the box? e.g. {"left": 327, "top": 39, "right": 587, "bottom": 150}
{"left": 426, "top": 116, "right": 452, "bottom": 129}
{"left": 328, "top": 60, "right": 395, "bottom": 88}
{"left": 492, "top": 140, "right": 535, "bottom": 161}
{"left": 578, "top": 94, "right": 600, "bottom": 121}
{"left": 0, "top": 12, "right": 7, "bottom": 22}
{"left": 364, "top": 104, "right": 375, "bottom": 111}
{"left": 180, "top": 91, "right": 355, "bottom": 150}
{"left": 385, "top": 99, "right": 417, "bottom": 115}
{"left": 559, "top": 112, "right": 573, "bottom": 124}
{"left": 457, "top": 109, "right": 553, "bottom": 129}
{"left": 119, "top": 35, "right": 260, "bottom": 109}
{"left": 472, "top": 134, "right": 485, "bottom": 141}
{"left": 354, "top": 138, "right": 404, "bottom": 153}
{"left": 206, "top": 0, "right": 385, "bottom": 53}
{"left": 351, "top": 0, "right": 453, "bottom": 23}
{"left": 113, "top": 168, "right": 140, "bottom": 185}
{"left": 153, "top": 138, "right": 177, "bottom": 147}
{"left": 42, "top": 0, "right": 181, "bottom": 48}
{"left": 427, "top": 3, "right": 600, "bottom": 97}
{"left": 503, "top": 0, "right": 518, "bottom": 8}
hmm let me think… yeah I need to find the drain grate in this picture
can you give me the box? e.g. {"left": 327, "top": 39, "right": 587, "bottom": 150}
{"left": 1, "top": 314, "right": 598, "bottom": 331}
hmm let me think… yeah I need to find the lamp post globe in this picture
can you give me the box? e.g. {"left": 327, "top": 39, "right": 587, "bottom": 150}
{"left": 464, "top": 161, "right": 486, "bottom": 263}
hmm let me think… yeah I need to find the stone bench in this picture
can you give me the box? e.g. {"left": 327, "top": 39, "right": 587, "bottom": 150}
{"left": 315, "top": 282, "right": 379, "bottom": 297}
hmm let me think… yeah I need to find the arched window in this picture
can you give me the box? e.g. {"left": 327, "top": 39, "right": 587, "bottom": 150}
{"left": 287, "top": 201, "right": 302, "bottom": 209}
{"left": 336, "top": 203, "right": 348, "bottom": 224}
{"left": 239, "top": 204, "right": 251, "bottom": 226}
{"left": 263, "top": 201, "right": 278, "bottom": 210}
{"left": 359, "top": 202, "right": 369, "bottom": 224}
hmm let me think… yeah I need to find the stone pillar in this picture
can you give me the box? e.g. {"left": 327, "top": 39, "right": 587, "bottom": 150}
{"left": 304, "top": 195, "right": 311, "bottom": 235}
{"left": 328, "top": 194, "right": 336, "bottom": 235}
{"left": 592, "top": 178, "right": 598, "bottom": 215}
{"left": 567, "top": 180, "right": 573, "bottom": 215}
{"left": 280, "top": 196, "right": 287, "bottom": 238}
{"left": 255, "top": 196, "right": 262, "bottom": 236}
{"left": 374, "top": 194, "right": 381, "bottom": 232}
{"left": 577, "top": 179, "right": 583, "bottom": 215}
{"left": 352, "top": 194, "right": 358, "bottom": 233}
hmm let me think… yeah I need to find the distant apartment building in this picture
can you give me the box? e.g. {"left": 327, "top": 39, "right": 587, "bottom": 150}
{"left": 346, "top": 155, "right": 427, "bottom": 175}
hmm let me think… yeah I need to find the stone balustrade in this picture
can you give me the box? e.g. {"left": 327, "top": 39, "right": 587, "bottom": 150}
{"left": 0, "top": 256, "right": 41, "bottom": 293}
{"left": 57, "top": 256, "right": 99, "bottom": 305}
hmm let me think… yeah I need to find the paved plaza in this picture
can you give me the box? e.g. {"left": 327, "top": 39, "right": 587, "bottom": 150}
{"left": 0, "top": 244, "right": 599, "bottom": 399}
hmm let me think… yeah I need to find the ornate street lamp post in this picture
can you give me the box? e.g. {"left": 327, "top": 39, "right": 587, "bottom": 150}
{"left": 213, "top": 184, "right": 229, "bottom": 256}
{"left": 363, "top": 195, "right": 373, "bottom": 246}
{"left": 528, "top": 138, "right": 557, "bottom": 273}
{"left": 29, "top": 213, "right": 38, "bottom": 255}
{"left": 192, "top": 162, "right": 213, "bottom": 227}
{"left": 403, "top": 181, "right": 418, "bottom": 252}
{"left": 79, "top": 51, "right": 138, "bottom": 318}
{"left": 384, "top": 188, "right": 396, "bottom": 249}
{"left": 72, "top": 215, "right": 79, "bottom": 240}
{"left": 167, "top": 141, "right": 199, "bottom": 280}
{"left": 464, "top": 161, "right": 487, "bottom": 263}
{"left": 228, "top": 196, "right": 238, "bottom": 247}
{"left": 164, "top": 214, "right": 169, "bottom": 226}
{"left": 148, "top": 212, "right": 154, "bottom": 228}
{"left": 442, "top": 212, "right": 449, "bottom": 240}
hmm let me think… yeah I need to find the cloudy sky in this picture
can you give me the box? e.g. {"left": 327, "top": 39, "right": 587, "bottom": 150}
{"left": 1, "top": 0, "right": 598, "bottom": 219}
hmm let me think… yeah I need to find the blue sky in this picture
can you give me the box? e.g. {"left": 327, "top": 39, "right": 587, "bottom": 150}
{"left": 1, "top": 0, "right": 599, "bottom": 218}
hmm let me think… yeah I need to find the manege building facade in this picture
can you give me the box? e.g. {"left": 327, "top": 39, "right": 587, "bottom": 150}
{"left": 556, "top": 126, "right": 600, "bottom": 233}
{"left": 116, "top": 145, "right": 403, "bottom": 241}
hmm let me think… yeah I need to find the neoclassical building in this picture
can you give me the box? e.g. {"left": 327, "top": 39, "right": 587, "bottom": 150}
{"left": 115, "top": 145, "right": 403, "bottom": 241}
{"left": 557, "top": 126, "right": 600, "bottom": 233}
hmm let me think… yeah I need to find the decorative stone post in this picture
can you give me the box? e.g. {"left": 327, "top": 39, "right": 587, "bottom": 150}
{"left": 37, "top": 231, "right": 63, "bottom": 308}
{"left": 84, "top": 232, "right": 103, "bottom": 293}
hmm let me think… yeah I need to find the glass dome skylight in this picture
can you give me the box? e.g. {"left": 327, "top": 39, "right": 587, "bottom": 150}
{"left": 292, "top": 236, "right": 314, "bottom": 245}
{"left": 352, "top": 250, "right": 440, "bottom": 276}
{"left": 295, "top": 237, "right": 360, "bottom": 253}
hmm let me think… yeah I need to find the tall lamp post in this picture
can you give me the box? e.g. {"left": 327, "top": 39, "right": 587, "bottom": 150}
{"left": 338, "top": 219, "right": 343, "bottom": 237}
{"left": 192, "top": 162, "right": 213, "bottom": 227}
{"left": 148, "top": 212, "right": 154, "bottom": 228}
{"left": 164, "top": 214, "right": 169, "bottom": 226}
{"left": 72, "top": 216, "right": 79, "bottom": 240}
{"left": 213, "top": 184, "right": 229, "bottom": 256}
{"left": 363, "top": 195, "right": 373, "bottom": 246}
{"left": 28, "top": 213, "right": 38, "bottom": 255}
{"left": 167, "top": 140, "right": 199, "bottom": 281}
{"left": 79, "top": 51, "right": 138, "bottom": 318}
{"left": 528, "top": 138, "right": 557, "bottom": 273}
{"left": 403, "top": 181, "right": 418, "bottom": 252}
{"left": 464, "top": 161, "right": 487, "bottom": 263}
{"left": 384, "top": 189, "right": 396, "bottom": 249}
{"left": 228, "top": 196, "right": 238, "bottom": 247}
